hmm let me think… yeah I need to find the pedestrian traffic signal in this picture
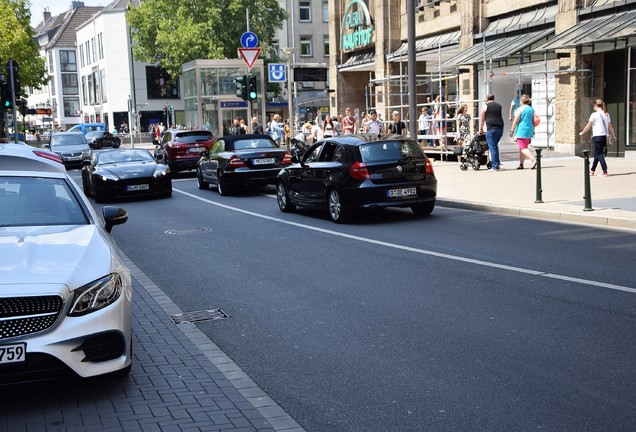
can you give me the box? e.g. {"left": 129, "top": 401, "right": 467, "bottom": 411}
{"left": 235, "top": 75, "right": 248, "bottom": 100}
{"left": 247, "top": 75, "right": 257, "bottom": 101}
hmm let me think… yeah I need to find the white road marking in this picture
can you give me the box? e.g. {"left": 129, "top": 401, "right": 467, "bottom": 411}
{"left": 175, "top": 188, "right": 636, "bottom": 295}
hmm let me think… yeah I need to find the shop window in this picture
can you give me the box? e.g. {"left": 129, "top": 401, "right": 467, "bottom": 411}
{"left": 146, "top": 66, "right": 180, "bottom": 99}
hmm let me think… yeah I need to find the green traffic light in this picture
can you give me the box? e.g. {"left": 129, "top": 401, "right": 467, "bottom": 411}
{"left": 248, "top": 91, "right": 257, "bottom": 100}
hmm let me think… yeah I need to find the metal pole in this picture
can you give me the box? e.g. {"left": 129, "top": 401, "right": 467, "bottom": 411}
{"left": 582, "top": 149, "right": 593, "bottom": 211}
{"left": 8, "top": 60, "right": 18, "bottom": 144}
{"left": 534, "top": 148, "right": 543, "bottom": 203}
{"left": 407, "top": 0, "right": 416, "bottom": 139}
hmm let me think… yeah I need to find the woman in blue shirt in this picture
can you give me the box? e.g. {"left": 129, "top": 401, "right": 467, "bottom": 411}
{"left": 510, "top": 94, "right": 537, "bottom": 170}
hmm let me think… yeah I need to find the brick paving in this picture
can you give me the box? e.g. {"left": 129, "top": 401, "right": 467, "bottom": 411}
{"left": 0, "top": 253, "right": 304, "bottom": 432}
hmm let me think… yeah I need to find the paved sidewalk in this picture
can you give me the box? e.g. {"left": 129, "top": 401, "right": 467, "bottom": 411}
{"left": 0, "top": 252, "right": 304, "bottom": 432}
{"left": 433, "top": 149, "right": 636, "bottom": 232}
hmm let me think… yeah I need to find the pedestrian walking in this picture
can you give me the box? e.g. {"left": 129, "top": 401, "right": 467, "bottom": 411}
{"left": 579, "top": 99, "right": 616, "bottom": 177}
{"left": 509, "top": 94, "right": 537, "bottom": 170}
{"left": 455, "top": 104, "right": 471, "bottom": 166}
{"left": 388, "top": 111, "right": 407, "bottom": 136}
{"left": 479, "top": 93, "right": 503, "bottom": 171}
{"left": 252, "top": 116, "right": 264, "bottom": 134}
{"left": 365, "top": 110, "right": 383, "bottom": 136}
{"left": 270, "top": 114, "right": 284, "bottom": 145}
{"left": 322, "top": 115, "right": 335, "bottom": 138}
{"left": 342, "top": 107, "right": 356, "bottom": 134}
{"left": 418, "top": 106, "right": 431, "bottom": 145}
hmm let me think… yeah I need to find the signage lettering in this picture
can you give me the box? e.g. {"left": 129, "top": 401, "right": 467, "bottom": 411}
{"left": 340, "top": 0, "right": 374, "bottom": 51}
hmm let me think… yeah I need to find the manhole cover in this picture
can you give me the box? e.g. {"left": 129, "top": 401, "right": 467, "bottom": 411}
{"left": 165, "top": 228, "right": 211, "bottom": 235}
{"left": 170, "top": 308, "right": 229, "bottom": 324}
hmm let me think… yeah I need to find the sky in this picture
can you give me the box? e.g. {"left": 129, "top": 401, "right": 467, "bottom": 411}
{"left": 29, "top": 0, "right": 106, "bottom": 27}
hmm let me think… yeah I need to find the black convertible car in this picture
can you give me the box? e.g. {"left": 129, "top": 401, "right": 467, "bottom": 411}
{"left": 276, "top": 134, "right": 437, "bottom": 223}
{"left": 196, "top": 134, "right": 292, "bottom": 195}
{"left": 81, "top": 148, "right": 172, "bottom": 202}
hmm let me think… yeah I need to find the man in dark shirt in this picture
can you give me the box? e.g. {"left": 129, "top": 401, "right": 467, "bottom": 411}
{"left": 389, "top": 111, "right": 407, "bottom": 136}
{"left": 479, "top": 93, "right": 503, "bottom": 171}
{"left": 252, "top": 116, "right": 264, "bottom": 134}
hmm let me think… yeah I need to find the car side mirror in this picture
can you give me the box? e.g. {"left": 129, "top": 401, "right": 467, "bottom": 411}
{"left": 82, "top": 159, "right": 91, "bottom": 166}
{"left": 103, "top": 206, "right": 128, "bottom": 233}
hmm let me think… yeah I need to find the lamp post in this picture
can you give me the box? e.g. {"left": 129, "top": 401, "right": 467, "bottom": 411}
{"left": 282, "top": 47, "right": 295, "bottom": 150}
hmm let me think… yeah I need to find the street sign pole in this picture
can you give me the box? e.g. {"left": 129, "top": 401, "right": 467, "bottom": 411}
{"left": 8, "top": 60, "right": 18, "bottom": 144}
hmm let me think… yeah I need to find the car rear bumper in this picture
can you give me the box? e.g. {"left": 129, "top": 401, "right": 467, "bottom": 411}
{"left": 343, "top": 181, "right": 437, "bottom": 209}
{"left": 223, "top": 167, "right": 283, "bottom": 186}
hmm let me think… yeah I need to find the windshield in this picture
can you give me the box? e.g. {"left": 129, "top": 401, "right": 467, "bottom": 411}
{"left": 0, "top": 177, "right": 88, "bottom": 227}
{"left": 359, "top": 141, "right": 425, "bottom": 163}
{"left": 97, "top": 149, "right": 154, "bottom": 164}
{"left": 50, "top": 134, "right": 87, "bottom": 147}
{"left": 232, "top": 138, "right": 276, "bottom": 150}
{"left": 85, "top": 132, "right": 104, "bottom": 138}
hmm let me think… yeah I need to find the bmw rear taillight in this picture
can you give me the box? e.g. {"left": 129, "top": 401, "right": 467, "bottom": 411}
{"left": 281, "top": 152, "right": 292, "bottom": 165}
{"left": 425, "top": 158, "right": 434, "bottom": 175}
{"left": 33, "top": 150, "right": 63, "bottom": 164}
{"left": 228, "top": 155, "right": 246, "bottom": 168}
{"left": 349, "top": 161, "right": 370, "bottom": 180}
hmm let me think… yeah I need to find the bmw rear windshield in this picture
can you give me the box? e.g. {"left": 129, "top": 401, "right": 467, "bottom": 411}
{"left": 359, "top": 141, "right": 425, "bottom": 163}
{"left": 175, "top": 131, "right": 214, "bottom": 143}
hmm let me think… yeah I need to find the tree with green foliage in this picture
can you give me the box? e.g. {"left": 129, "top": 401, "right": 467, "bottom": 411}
{"left": 126, "top": 0, "right": 287, "bottom": 79}
{"left": 0, "top": 0, "right": 49, "bottom": 90}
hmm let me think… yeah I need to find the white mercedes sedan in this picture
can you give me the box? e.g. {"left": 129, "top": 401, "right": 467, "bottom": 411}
{"left": 0, "top": 144, "right": 132, "bottom": 383}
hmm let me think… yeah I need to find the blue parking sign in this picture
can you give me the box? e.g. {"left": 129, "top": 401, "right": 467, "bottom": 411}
{"left": 268, "top": 64, "right": 286, "bottom": 83}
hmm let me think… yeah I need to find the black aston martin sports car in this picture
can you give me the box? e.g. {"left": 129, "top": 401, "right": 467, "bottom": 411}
{"left": 85, "top": 131, "right": 121, "bottom": 149}
{"left": 81, "top": 148, "right": 172, "bottom": 202}
{"left": 196, "top": 134, "right": 292, "bottom": 195}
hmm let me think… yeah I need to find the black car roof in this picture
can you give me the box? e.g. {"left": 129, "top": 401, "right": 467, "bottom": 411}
{"left": 217, "top": 134, "right": 276, "bottom": 144}
{"left": 321, "top": 133, "right": 413, "bottom": 146}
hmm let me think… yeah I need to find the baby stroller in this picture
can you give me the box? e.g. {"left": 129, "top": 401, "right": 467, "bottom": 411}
{"left": 458, "top": 133, "right": 491, "bottom": 171}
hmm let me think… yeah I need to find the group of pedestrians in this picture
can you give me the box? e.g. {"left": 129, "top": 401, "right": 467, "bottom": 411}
{"left": 476, "top": 92, "right": 615, "bottom": 175}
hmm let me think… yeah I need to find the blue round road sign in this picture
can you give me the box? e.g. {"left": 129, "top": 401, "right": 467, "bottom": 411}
{"left": 241, "top": 32, "right": 259, "bottom": 48}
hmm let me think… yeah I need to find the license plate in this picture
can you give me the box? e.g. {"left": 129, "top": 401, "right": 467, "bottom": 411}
{"left": 67, "top": 156, "right": 80, "bottom": 161}
{"left": 387, "top": 187, "right": 417, "bottom": 198}
{"left": 0, "top": 343, "right": 26, "bottom": 364}
{"left": 127, "top": 184, "right": 150, "bottom": 191}
{"left": 188, "top": 147, "right": 204, "bottom": 153}
{"left": 253, "top": 158, "right": 275, "bottom": 165}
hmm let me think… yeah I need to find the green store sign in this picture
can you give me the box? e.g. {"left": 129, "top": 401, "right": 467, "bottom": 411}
{"left": 340, "top": 0, "right": 374, "bottom": 51}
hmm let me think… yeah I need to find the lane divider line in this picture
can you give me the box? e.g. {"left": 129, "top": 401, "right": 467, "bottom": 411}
{"left": 174, "top": 188, "right": 636, "bottom": 295}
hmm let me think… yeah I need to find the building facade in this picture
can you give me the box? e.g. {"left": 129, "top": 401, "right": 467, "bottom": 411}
{"left": 329, "top": 0, "right": 636, "bottom": 158}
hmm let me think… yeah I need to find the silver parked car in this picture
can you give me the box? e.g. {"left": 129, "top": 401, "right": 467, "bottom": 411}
{"left": 48, "top": 132, "right": 92, "bottom": 169}
{"left": 0, "top": 143, "right": 133, "bottom": 383}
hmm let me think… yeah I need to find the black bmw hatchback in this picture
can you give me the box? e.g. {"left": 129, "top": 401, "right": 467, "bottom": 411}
{"left": 276, "top": 134, "right": 437, "bottom": 223}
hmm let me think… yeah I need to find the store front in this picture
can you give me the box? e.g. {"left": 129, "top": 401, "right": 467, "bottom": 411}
{"left": 181, "top": 59, "right": 265, "bottom": 137}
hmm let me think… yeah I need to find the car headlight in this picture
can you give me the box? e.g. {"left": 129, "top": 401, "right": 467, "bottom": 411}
{"left": 68, "top": 274, "right": 122, "bottom": 317}
{"left": 82, "top": 150, "right": 92, "bottom": 158}
{"left": 153, "top": 167, "right": 170, "bottom": 177}
{"left": 100, "top": 173, "right": 119, "bottom": 181}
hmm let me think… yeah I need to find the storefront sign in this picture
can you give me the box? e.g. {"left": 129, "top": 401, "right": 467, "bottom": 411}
{"left": 340, "top": 0, "right": 374, "bottom": 51}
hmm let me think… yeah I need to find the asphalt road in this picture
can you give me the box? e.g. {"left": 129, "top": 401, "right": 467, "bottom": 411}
{"left": 73, "top": 170, "right": 636, "bottom": 432}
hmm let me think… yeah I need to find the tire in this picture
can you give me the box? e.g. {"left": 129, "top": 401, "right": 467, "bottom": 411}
{"left": 328, "top": 188, "right": 351, "bottom": 223}
{"left": 82, "top": 179, "right": 92, "bottom": 197}
{"left": 460, "top": 163, "right": 468, "bottom": 171}
{"left": 93, "top": 188, "right": 104, "bottom": 203}
{"left": 197, "top": 171, "right": 209, "bottom": 190}
{"left": 472, "top": 163, "right": 480, "bottom": 171}
{"left": 411, "top": 201, "right": 435, "bottom": 217}
{"left": 277, "top": 181, "right": 296, "bottom": 212}
{"left": 217, "top": 172, "right": 232, "bottom": 196}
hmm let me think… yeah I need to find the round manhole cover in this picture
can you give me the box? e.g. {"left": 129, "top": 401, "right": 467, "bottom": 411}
{"left": 165, "top": 228, "right": 212, "bottom": 235}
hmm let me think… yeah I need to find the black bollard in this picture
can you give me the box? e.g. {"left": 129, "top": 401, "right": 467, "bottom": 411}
{"left": 534, "top": 148, "right": 543, "bottom": 204}
{"left": 582, "top": 149, "right": 593, "bottom": 211}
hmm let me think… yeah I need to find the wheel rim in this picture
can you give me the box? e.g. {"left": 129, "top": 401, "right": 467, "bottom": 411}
{"left": 329, "top": 190, "right": 341, "bottom": 220}
{"left": 277, "top": 184, "right": 287, "bottom": 208}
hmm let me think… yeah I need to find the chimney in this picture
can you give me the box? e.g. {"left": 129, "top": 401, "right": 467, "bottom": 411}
{"left": 71, "top": 1, "right": 86, "bottom": 9}
{"left": 43, "top": 7, "right": 51, "bottom": 22}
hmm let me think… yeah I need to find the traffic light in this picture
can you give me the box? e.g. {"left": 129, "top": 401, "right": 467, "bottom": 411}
{"left": 8, "top": 60, "right": 20, "bottom": 99}
{"left": 163, "top": 105, "right": 167, "bottom": 117}
{"left": 0, "top": 75, "right": 10, "bottom": 111}
{"left": 247, "top": 74, "right": 257, "bottom": 101}
{"left": 235, "top": 75, "right": 248, "bottom": 100}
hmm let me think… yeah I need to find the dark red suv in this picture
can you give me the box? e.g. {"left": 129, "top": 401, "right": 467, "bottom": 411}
{"left": 155, "top": 129, "right": 215, "bottom": 173}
